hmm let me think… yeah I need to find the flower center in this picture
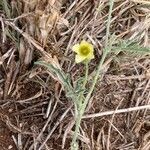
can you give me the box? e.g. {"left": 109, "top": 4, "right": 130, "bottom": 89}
{"left": 79, "top": 46, "right": 90, "bottom": 56}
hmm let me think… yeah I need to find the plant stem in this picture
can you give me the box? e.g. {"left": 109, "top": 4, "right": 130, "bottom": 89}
{"left": 71, "top": 111, "right": 82, "bottom": 150}
{"left": 71, "top": 62, "right": 89, "bottom": 150}
{"left": 105, "top": 0, "right": 114, "bottom": 48}
{"left": 82, "top": 0, "right": 114, "bottom": 115}
{"left": 82, "top": 50, "right": 107, "bottom": 113}
{"left": 77, "top": 62, "right": 89, "bottom": 109}
{"left": 83, "top": 62, "right": 88, "bottom": 89}
{"left": 71, "top": 1, "right": 114, "bottom": 149}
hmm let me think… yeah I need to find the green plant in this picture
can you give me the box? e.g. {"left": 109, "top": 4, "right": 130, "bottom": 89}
{"left": 35, "top": 0, "right": 150, "bottom": 149}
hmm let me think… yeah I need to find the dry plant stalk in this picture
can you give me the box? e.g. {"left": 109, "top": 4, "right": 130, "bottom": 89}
{"left": 0, "top": 0, "right": 150, "bottom": 150}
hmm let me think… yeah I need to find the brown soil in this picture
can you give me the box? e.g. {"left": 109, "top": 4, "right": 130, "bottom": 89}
{"left": 0, "top": 0, "right": 150, "bottom": 150}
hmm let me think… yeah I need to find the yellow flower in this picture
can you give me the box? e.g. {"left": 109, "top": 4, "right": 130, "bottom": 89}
{"left": 72, "top": 40, "right": 94, "bottom": 63}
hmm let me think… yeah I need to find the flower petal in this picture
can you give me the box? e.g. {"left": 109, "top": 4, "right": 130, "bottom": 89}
{"left": 72, "top": 44, "right": 80, "bottom": 54}
{"left": 87, "top": 51, "right": 94, "bottom": 60}
{"left": 80, "top": 40, "right": 94, "bottom": 52}
{"left": 88, "top": 43, "right": 94, "bottom": 52}
{"left": 75, "top": 55, "right": 86, "bottom": 63}
{"left": 73, "top": 40, "right": 95, "bottom": 63}
{"left": 80, "top": 40, "right": 89, "bottom": 45}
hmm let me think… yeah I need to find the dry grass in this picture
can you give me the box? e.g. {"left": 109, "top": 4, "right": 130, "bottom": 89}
{"left": 0, "top": 0, "right": 150, "bottom": 150}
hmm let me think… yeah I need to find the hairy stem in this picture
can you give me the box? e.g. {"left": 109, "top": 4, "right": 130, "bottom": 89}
{"left": 71, "top": 62, "right": 88, "bottom": 149}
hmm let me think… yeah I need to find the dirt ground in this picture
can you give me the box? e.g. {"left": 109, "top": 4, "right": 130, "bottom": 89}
{"left": 0, "top": 0, "right": 150, "bottom": 150}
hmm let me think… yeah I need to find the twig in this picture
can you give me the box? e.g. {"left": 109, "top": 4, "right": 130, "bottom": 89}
{"left": 38, "top": 104, "right": 72, "bottom": 150}
{"left": 4, "top": 20, "right": 52, "bottom": 59}
{"left": 82, "top": 105, "right": 150, "bottom": 119}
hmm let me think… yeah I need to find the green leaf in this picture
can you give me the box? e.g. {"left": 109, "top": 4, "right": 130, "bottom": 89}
{"left": 2, "top": 0, "right": 11, "bottom": 18}
{"left": 112, "top": 39, "right": 150, "bottom": 54}
{"left": 35, "top": 61, "right": 75, "bottom": 99}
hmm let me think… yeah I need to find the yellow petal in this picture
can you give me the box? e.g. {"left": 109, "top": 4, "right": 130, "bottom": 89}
{"left": 75, "top": 55, "right": 86, "bottom": 63}
{"left": 73, "top": 40, "right": 95, "bottom": 63}
{"left": 80, "top": 40, "right": 89, "bottom": 45}
{"left": 88, "top": 44, "right": 94, "bottom": 52}
{"left": 80, "top": 40, "right": 94, "bottom": 52}
{"left": 72, "top": 44, "right": 80, "bottom": 54}
{"left": 87, "top": 51, "right": 94, "bottom": 60}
